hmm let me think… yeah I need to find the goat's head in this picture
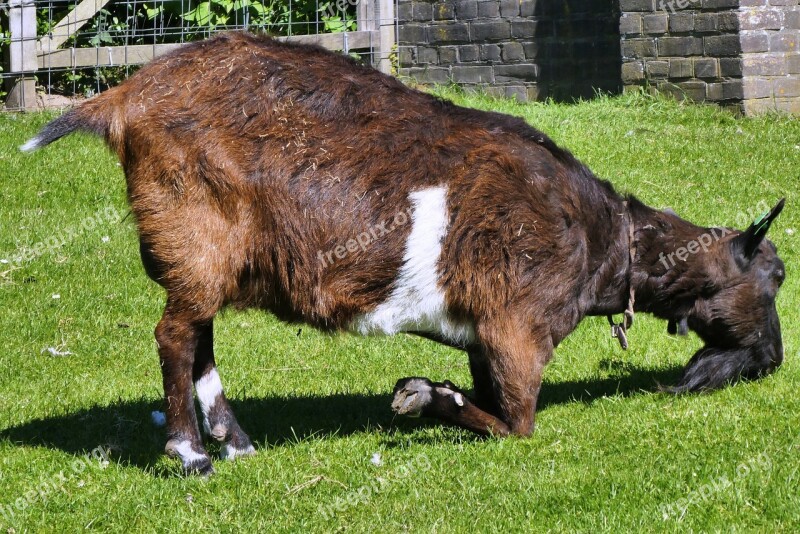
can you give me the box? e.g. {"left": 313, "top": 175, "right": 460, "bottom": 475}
{"left": 663, "top": 199, "right": 786, "bottom": 392}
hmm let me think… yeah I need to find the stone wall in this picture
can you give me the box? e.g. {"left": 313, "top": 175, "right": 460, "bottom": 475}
{"left": 397, "top": 0, "right": 622, "bottom": 101}
{"left": 739, "top": 1, "right": 800, "bottom": 114}
{"left": 619, "top": 0, "right": 800, "bottom": 113}
{"left": 397, "top": 0, "right": 800, "bottom": 113}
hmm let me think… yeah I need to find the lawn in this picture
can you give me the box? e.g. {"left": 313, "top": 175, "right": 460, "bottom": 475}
{"left": 0, "top": 90, "right": 798, "bottom": 532}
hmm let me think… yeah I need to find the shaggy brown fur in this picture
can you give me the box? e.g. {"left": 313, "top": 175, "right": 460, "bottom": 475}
{"left": 23, "top": 32, "right": 786, "bottom": 475}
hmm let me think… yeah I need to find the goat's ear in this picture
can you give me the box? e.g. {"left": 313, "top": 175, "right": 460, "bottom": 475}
{"left": 732, "top": 198, "right": 785, "bottom": 263}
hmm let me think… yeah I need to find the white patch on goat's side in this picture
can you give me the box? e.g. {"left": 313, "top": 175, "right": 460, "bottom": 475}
{"left": 195, "top": 368, "right": 223, "bottom": 429}
{"left": 172, "top": 440, "right": 207, "bottom": 464}
{"left": 221, "top": 443, "right": 256, "bottom": 460}
{"left": 20, "top": 137, "right": 41, "bottom": 152}
{"left": 351, "top": 186, "right": 475, "bottom": 346}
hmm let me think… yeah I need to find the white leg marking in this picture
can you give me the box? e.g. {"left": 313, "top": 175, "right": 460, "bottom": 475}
{"left": 351, "top": 186, "right": 475, "bottom": 345}
{"left": 195, "top": 368, "right": 224, "bottom": 433}
{"left": 172, "top": 440, "right": 207, "bottom": 464}
{"left": 221, "top": 443, "right": 256, "bottom": 460}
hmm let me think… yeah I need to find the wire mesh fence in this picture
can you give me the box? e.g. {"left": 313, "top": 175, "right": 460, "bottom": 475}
{"left": 1, "top": 0, "right": 392, "bottom": 110}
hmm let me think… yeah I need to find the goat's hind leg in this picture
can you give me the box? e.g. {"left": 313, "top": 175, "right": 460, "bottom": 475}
{"left": 156, "top": 307, "right": 215, "bottom": 475}
{"left": 193, "top": 320, "right": 255, "bottom": 460}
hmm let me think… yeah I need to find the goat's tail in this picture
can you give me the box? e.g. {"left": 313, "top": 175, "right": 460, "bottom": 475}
{"left": 20, "top": 91, "right": 127, "bottom": 160}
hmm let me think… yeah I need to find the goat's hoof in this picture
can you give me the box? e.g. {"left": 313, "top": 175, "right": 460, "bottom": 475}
{"left": 392, "top": 377, "right": 435, "bottom": 416}
{"left": 210, "top": 423, "right": 229, "bottom": 442}
{"left": 221, "top": 442, "right": 257, "bottom": 460}
{"left": 184, "top": 457, "right": 215, "bottom": 477}
{"left": 392, "top": 377, "right": 468, "bottom": 418}
{"left": 165, "top": 439, "right": 214, "bottom": 476}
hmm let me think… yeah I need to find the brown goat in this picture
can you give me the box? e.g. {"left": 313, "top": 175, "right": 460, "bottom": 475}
{"left": 23, "top": 32, "right": 786, "bottom": 475}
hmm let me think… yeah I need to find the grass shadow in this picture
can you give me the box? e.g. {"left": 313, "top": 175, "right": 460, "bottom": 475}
{"left": 0, "top": 364, "right": 684, "bottom": 471}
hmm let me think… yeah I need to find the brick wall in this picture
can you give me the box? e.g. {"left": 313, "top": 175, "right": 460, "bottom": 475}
{"left": 620, "top": 0, "right": 800, "bottom": 113}
{"left": 397, "top": 0, "right": 800, "bottom": 113}
{"left": 397, "top": 0, "right": 622, "bottom": 101}
{"left": 740, "top": 1, "right": 800, "bottom": 114}
{"left": 620, "top": 0, "right": 744, "bottom": 108}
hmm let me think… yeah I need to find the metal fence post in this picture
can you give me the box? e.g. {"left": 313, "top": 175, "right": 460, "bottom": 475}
{"left": 5, "top": 0, "right": 38, "bottom": 110}
{"left": 377, "top": 0, "right": 395, "bottom": 74}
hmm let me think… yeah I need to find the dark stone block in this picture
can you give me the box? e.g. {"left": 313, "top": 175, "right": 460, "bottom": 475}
{"left": 477, "top": 1, "right": 499, "bottom": 17}
{"left": 398, "top": 46, "right": 415, "bottom": 67}
{"left": 619, "top": 0, "right": 654, "bottom": 10}
{"left": 701, "top": 0, "right": 739, "bottom": 8}
{"left": 722, "top": 80, "right": 743, "bottom": 100}
{"left": 620, "top": 13, "right": 642, "bottom": 35}
{"left": 481, "top": 43, "right": 502, "bottom": 61}
{"left": 693, "top": 13, "right": 718, "bottom": 33}
{"left": 412, "top": 2, "right": 433, "bottom": 21}
{"left": 718, "top": 11, "right": 739, "bottom": 32}
{"left": 502, "top": 41, "right": 525, "bottom": 61}
{"left": 397, "top": 3, "right": 413, "bottom": 23}
{"left": 455, "top": 0, "right": 478, "bottom": 19}
{"left": 512, "top": 20, "right": 538, "bottom": 38}
{"left": 642, "top": 14, "right": 668, "bottom": 34}
{"left": 621, "top": 61, "right": 645, "bottom": 83}
{"left": 646, "top": 60, "right": 670, "bottom": 78}
{"left": 407, "top": 66, "right": 451, "bottom": 84}
{"left": 459, "top": 44, "right": 480, "bottom": 62}
{"left": 471, "top": 21, "right": 512, "bottom": 41}
{"left": 417, "top": 47, "right": 439, "bottom": 64}
{"left": 694, "top": 58, "right": 719, "bottom": 78}
{"left": 499, "top": 0, "right": 519, "bottom": 17}
{"left": 494, "top": 63, "right": 539, "bottom": 82}
{"left": 429, "top": 22, "right": 471, "bottom": 43}
{"left": 719, "top": 57, "right": 742, "bottom": 76}
{"left": 439, "top": 46, "right": 458, "bottom": 64}
{"left": 522, "top": 41, "right": 538, "bottom": 58}
{"left": 669, "top": 13, "right": 693, "bottom": 33}
{"left": 434, "top": 3, "right": 456, "bottom": 20}
{"left": 622, "top": 38, "right": 657, "bottom": 58}
{"left": 703, "top": 35, "right": 741, "bottom": 57}
{"left": 669, "top": 58, "right": 693, "bottom": 78}
{"left": 504, "top": 86, "right": 528, "bottom": 101}
{"left": 677, "top": 81, "right": 707, "bottom": 102}
{"left": 658, "top": 36, "right": 703, "bottom": 56}
{"left": 452, "top": 65, "right": 495, "bottom": 83}
{"left": 706, "top": 82, "right": 723, "bottom": 101}
{"left": 399, "top": 24, "right": 428, "bottom": 45}
{"left": 519, "top": 0, "right": 536, "bottom": 17}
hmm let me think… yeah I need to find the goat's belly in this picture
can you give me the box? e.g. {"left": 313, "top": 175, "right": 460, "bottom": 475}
{"left": 350, "top": 298, "right": 475, "bottom": 346}
{"left": 348, "top": 184, "right": 475, "bottom": 346}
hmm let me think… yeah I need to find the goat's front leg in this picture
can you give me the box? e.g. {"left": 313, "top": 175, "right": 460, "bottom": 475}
{"left": 392, "top": 377, "right": 511, "bottom": 436}
{"left": 192, "top": 320, "right": 255, "bottom": 460}
{"left": 392, "top": 318, "right": 551, "bottom": 437}
{"left": 155, "top": 308, "right": 214, "bottom": 475}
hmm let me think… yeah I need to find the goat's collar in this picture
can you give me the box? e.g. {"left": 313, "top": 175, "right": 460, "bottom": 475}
{"left": 607, "top": 201, "right": 636, "bottom": 350}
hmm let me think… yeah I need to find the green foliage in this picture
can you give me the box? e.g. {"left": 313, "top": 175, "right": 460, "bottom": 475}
{"left": 28, "top": 0, "right": 357, "bottom": 97}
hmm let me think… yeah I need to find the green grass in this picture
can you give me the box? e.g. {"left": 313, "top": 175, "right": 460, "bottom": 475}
{"left": 1, "top": 90, "right": 799, "bottom": 532}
